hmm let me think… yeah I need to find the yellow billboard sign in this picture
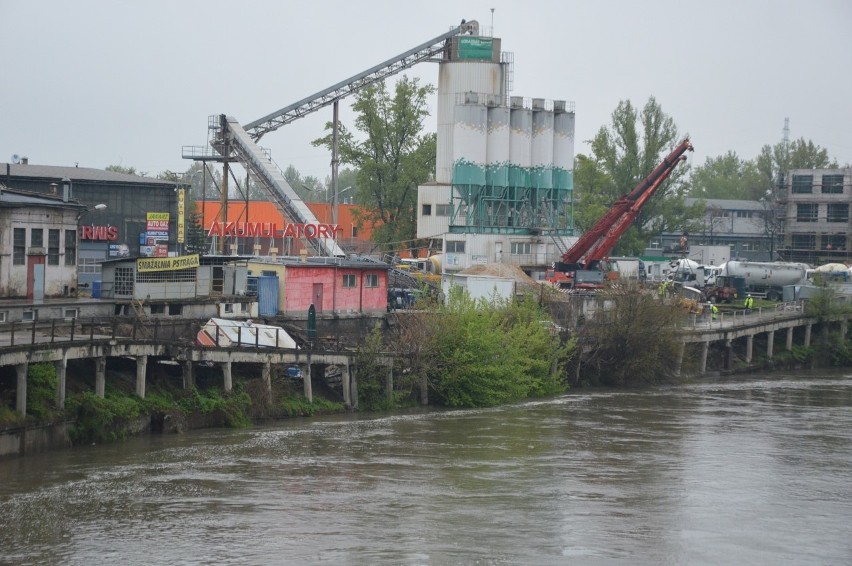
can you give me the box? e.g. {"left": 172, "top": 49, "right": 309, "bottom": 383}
{"left": 137, "top": 254, "right": 200, "bottom": 273}
{"left": 147, "top": 212, "right": 170, "bottom": 221}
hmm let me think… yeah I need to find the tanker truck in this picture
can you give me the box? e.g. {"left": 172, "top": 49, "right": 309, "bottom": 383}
{"left": 703, "top": 260, "right": 810, "bottom": 302}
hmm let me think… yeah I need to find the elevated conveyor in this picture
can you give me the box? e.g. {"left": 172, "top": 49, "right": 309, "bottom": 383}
{"left": 217, "top": 115, "right": 346, "bottom": 257}
{"left": 244, "top": 20, "right": 479, "bottom": 141}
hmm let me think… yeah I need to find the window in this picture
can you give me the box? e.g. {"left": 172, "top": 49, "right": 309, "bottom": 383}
{"left": 48, "top": 229, "right": 60, "bottom": 265}
{"left": 827, "top": 203, "right": 849, "bottom": 223}
{"left": 22, "top": 310, "right": 37, "bottom": 322}
{"left": 65, "top": 230, "right": 77, "bottom": 265}
{"left": 422, "top": 204, "right": 432, "bottom": 216}
{"left": 114, "top": 267, "right": 134, "bottom": 296}
{"left": 136, "top": 268, "right": 197, "bottom": 283}
{"left": 223, "top": 303, "right": 234, "bottom": 313}
{"left": 169, "top": 304, "right": 182, "bottom": 316}
{"left": 446, "top": 240, "right": 465, "bottom": 253}
{"left": 13, "top": 228, "right": 25, "bottom": 265}
{"left": 63, "top": 308, "right": 78, "bottom": 320}
{"left": 436, "top": 204, "right": 452, "bottom": 216}
{"left": 735, "top": 211, "right": 753, "bottom": 219}
{"left": 796, "top": 203, "right": 818, "bottom": 222}
{"left": 821, "top": 234, "right": 846, "bottom": 251}
{"left": 343, "top": 274, "right": 356, "bottom": 288}
{"left": 0, "top": 312, "right": 7, "bottom": 323}
{"left": 822, "top": 174, "right": 844, "bottom": 194}
{"left": 792, "top": 175, "right": 813, "bottom": 194}
{"left": 30, "top": 228, "right": 43, "bottom": 248}
{"left": 791, "top": 234, "right": 816, "bottom": 250}
{"left": 150, "top": 304, "right": 166, "bottom": 314}
{"left": 511, "top": 242, "right": 532, "bottom": 255}
{"left": 365, "top": 273, "right": 379, "bottom": 288}
{"left": 78, "top": 257, "right": 102, "bottom": 274}
{"left": 351, "top": 225, "right": 359, "bottom": 238}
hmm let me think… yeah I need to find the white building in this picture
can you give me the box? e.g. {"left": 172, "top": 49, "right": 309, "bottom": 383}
{"left": 0, "top": 186, "right": 84, "bottom": 300}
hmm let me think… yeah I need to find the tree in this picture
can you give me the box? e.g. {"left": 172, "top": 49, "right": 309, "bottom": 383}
{"left": 755, "top": 137, "right": 837, "bottom": 194}
{"left": 573, "top": 98, "right": 703, "bottom": 256}
{"left": 580, "top": 281, "right": 684, "bottom": 386}
{"left": 313, "top": 76, "right": 436, "bottom": 253}
{"left": 106, "top": 164, "right": 147, "bottom": 177}
{"left": 689, "top": 151, "right": 765, "bottom": 200}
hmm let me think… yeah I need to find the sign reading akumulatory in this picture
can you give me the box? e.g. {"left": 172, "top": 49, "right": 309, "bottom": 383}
{"left": 137, "top": 254, "right": 200, "bottom": 273}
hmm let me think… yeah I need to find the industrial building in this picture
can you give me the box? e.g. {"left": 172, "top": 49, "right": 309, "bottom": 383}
{"left": 780, "top": 168, "right": 852, "bottom": 265}
{"left": 1, "top": 162, "right": 178, "bottom": 289}
{"left": 416, "top": 27, "right": 577, "bottom": 279}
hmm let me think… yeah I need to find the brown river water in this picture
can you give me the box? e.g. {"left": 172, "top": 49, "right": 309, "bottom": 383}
{"left": 1, "top": 371, "right": 851, "bottom": 565}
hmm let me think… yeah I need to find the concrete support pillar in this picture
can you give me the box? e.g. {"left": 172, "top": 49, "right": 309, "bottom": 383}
{"left": 674, "top": 342, "right": 685, "bottom": 377}
{"left": 419, "top": 374, "right": 429, "bottom": 406}
{"left": 385, "top": 365, "right": 393, "bottom": 403}
{"left": 303, "top": 360, "right": 313, "bottom": 403}
{"left": 804, "top": 324, "right": 812, "bottom": 347}
{"left": 135, "top": 355, "right": 148, "bottom": 399}
{"left": 222, "top": 361, "right": 232, "bottom": 392}
{"left": 841, "top": 320, "right": 848, "bottom": 340}
{"left": 350, "top": 364, "right": 358, "bottom": 410}
{"left": 16, "top": 362, "right": 28, "bottom": 416}
{"left": 745, "top": 335, "right": 754, "bottom": 364}
{"left": 95, "top": 357, "right": 106, "bottom": 398}
{"left": 262, "top": 361, "right": 272, "bottom": 407}
{"left": 724, "top": 339, "right": 733, "bottom": 371}
{"left": 786, "top": 327, "right": 794, "bottom": 351}
{"left": 767, "top": 330, "right": 775, "bottom": 359}
{"left": 699, "top": 342, "right": 709, "bottom": 375}
{"left": 341, "top": 364, "right": 351, "bottom": 408}
{"left": 182, "top": 360, "right": 194, "bottom": 390}
{"left": 55, "top": 356, "right": 67, "bottom": 409}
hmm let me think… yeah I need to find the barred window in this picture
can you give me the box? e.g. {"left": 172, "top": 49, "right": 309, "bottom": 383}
{"left": 65, "top": 230, "right": 77, "bottom": 265}
{"left": 365, "top": 273, "right": 379, "bottom": 288}
{"left": 136, "top": 268, "right": 197, "bottom": 283}
{"left": 343, "top": 274, "right": 356, "bottom": 288}
{"left": 792, "top": 175, "right": 813, "bottom": 194}
{"left": 48, "top": 229, "right": 60, "bottom": 265}
{"left": 822, "top": 174, "right": 844, "bottom": 194}
{"left": 31, "top": 228, "right": 43, "bottom": 248}
{"left": 827, "top": 203, "right": 849, "bottom": 223}
{"left": 791, "top": 234, "right": 816, "bottom": 250}
{"left": 796, "top": 203, "right": 818, "bottom": 222}
{"left": 13, "top": 228, "right": 25, "bottom": 265}
{"left": 115, "top": 267, "right": 134, "bottom": 296}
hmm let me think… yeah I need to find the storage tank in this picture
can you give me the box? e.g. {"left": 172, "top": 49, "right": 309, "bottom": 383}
{"left": 436, "top": 35, "right": 504, "bottom": 184}
{"left": 553, "top": 101, "right": 575, "bottom": 191}
{"left": 486, "top": 98, "right": 510, "bottom": 188}
{"left": 721, "top": 261, "right": 810, "bottom": 300}
{"left": 508, "top": 97, "right": 532, "bottom": 189}
{"left": 530, "top": 98, "right": 554, "bottom": 190}
{"left": 452, "top": 96, "right": 487, "bottom": 195}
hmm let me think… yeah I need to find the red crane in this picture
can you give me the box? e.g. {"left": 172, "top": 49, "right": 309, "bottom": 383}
{"left": 549, "top": 138, "right": 694, "bottom": 287}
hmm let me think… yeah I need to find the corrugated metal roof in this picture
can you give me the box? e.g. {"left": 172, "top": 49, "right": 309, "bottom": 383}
{"left": 686, "top": 198, "right": 765, "bottom": 211}
{"left": 0, "top": 186, "right": 86, "bottom": 209}
{"left": 0, "top": 162, "right": 174, "bottom": 186}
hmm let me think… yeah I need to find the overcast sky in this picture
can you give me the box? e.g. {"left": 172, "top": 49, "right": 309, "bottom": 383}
{"left": 2, "top": 0, "right": 850, "bottom": 182}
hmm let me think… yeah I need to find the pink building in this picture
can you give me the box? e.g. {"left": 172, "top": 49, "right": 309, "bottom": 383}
{"left": 248, "top": 258, "right": 390, "bottom": 316}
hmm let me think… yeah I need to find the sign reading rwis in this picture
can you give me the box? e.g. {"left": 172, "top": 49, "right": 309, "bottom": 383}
{"left": 137, "top": 254, "right": 200, "bottom": 273}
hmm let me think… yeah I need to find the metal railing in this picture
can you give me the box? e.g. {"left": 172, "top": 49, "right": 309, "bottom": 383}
{"left": 682, "top": 299, "right": 807, "bottom": 330}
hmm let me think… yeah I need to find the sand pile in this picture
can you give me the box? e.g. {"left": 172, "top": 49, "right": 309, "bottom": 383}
{"left": 459, "top": 263, "right": 542, "bottom": 294}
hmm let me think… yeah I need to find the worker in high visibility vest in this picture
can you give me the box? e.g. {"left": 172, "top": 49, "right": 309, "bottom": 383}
{"left": 744, "top": 294, "right": 754, "bottom": 313}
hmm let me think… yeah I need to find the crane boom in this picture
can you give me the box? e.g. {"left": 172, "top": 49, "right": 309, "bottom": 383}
{"left": 555, "top": 138, "right": 693, "bottom": 274}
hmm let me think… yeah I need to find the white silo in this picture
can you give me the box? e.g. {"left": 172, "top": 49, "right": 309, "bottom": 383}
{"left": 531, "top": 98, "right": 554, "bottom": 190}
{"left": 553, "top": 100, "right": 576, "bottom": 191}
{"left": 486, "top": 95, "right": 511, "bottom": 188}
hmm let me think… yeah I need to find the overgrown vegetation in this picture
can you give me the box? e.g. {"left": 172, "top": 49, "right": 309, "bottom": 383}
{"left": 280, "top": 396, "right": 344, "bottom": 417}
{"left": 580, "top": 282, "right": 685, "bottom": 386}
{"left": 176, "top": 386, "right": 252, "bottom": 428}
{"left": 387, "top": 289, "right": 574, "bottom": 408}
{"left": 26, "top": 363, "right": 61, "bottom": 421}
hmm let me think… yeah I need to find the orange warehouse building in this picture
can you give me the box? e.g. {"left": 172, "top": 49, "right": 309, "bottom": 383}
{"left": 198, "top": 200, "right": 375, "bottom": 256}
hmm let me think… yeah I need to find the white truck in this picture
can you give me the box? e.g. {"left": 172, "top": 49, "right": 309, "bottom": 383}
{"left": 705, "top": 260, "right": 810, "bottom": 302}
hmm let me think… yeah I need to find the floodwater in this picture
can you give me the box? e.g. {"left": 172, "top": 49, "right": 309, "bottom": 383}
{"left": 1, "top": 372, "right": 851, "bottom": 564}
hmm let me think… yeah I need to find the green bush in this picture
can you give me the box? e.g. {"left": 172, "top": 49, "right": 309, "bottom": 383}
{"left": 27, "top": 363, "right": 60, "bottom": 421}
{"left": 177, "top": 386, "right": 252, "bottom": 428}
{"left": 66, "top": 391, "right": 144, "bottom": 444}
